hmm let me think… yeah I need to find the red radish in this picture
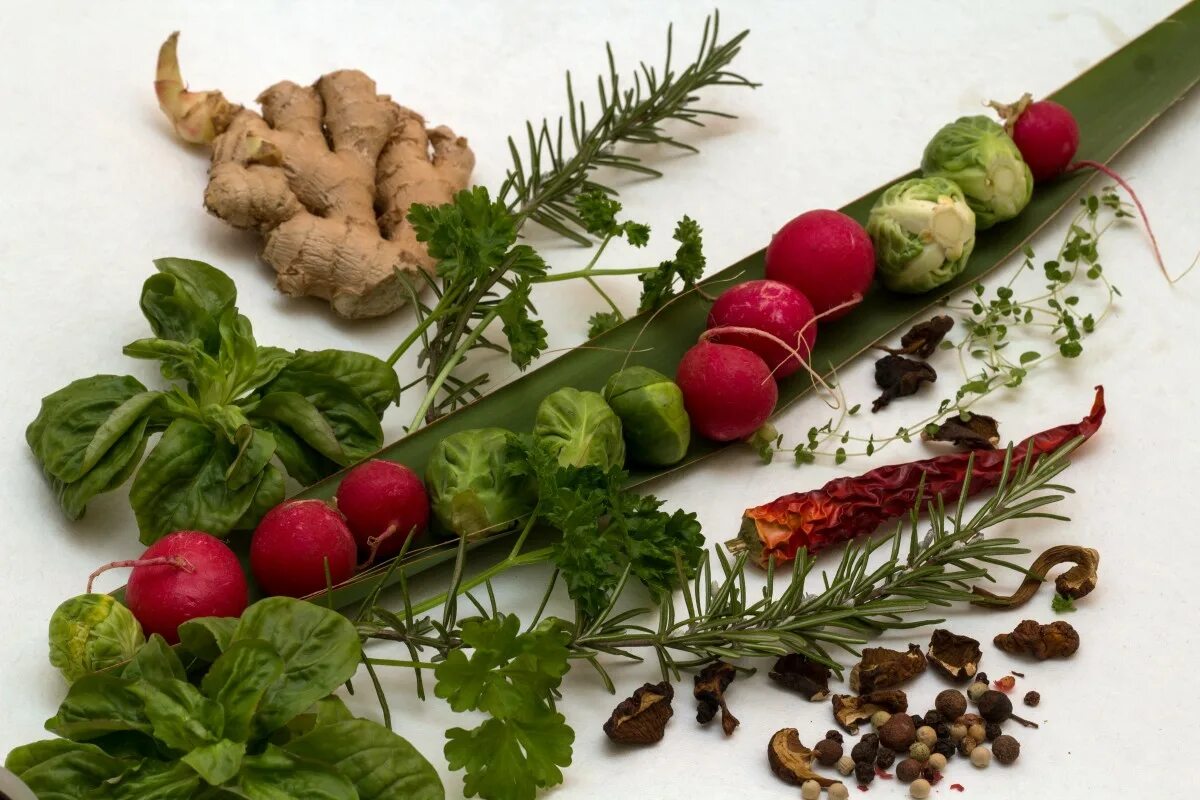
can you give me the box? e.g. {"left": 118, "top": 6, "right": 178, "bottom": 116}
{"left": 764, "top": 209, "right": 874, "bottom": 321}
{"left": 676, "top": 340, "right": 778, "bottom": 442}
{"left": 91, "top": 531, "right": 248, "bottom": 644}
{"left": 706, "top": 280, "right": 817, "bottom": 378}
{"left": 250, "top": 499, "right": 356, "bottom": 598}
{"left": 335, "top": 460, "right": 429, "bottom": 561}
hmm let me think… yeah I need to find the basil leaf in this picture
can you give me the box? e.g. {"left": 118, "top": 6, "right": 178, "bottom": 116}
{"left": 263, "top": 421, "right": 337, "bottom": 487}
{"left": 141, "top": 257, "right": 237, "bottom": 353}
{"left": 201, "top": 639, "right": 285, "bottom": 743}
{"left": 231, "top": 598, "right": 361, "bottom": 736}
{"left": 121, "top": 634, "right": 186, "bottom": 684}
{"left": 270, "top": 349, "right": 400, "bottom": 415}
{"left": 26, "top": 374, "right": 159, "bottom": 483}
{"left": 249, "top": 393, "right": 350, "bottom": 466}
{"left": 218, "top": 311, "right": 261, "bottom": 399}
{"left": 234, "top": 463, "right": 286, "bottom": 531}
{"left": 45, "top": 674, "right": 151, "bottom": 741}
{"left": 272, "top": 696, "right": 355, "bottom": 745}
{"left": 285, "top": 719, "right": 445, "bottom": 800}
{"left": 128, "top": 678, "right": 224, "bottom": 751}
{"left": 178, "top": 617, "right": 239, "bottom": 662}
{"left": 236, "top": 745, "right": 357, "bottom": 800}
{"left": 181, "top": 738, "right": 246, "bottom": 786}
{"left": 52, "top": 413, "right": 153, "bottom": 520}
{"left": 4, "top": 739, "right": 131, "bottom": 800}
{"left": 87, "top": 759, "right": 201, "bottom": 800}
{"left": 129, "top": 419, "right": 265, "bottom": 544}
{"left": 227, "top": 426, "right": 277, "bottom": 490}
{"left": 245, "top": 347, "right": 295, "bottom": 393}
{"left": 124, "top": 337, "right": 221, "bottom": 389}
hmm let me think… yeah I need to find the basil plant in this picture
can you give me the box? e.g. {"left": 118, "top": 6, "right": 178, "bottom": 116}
{"left": 921, "top": 115, "right": 1034, "bottom": 229}
{"left": 25, "top": 258, "right": 399, "bottom": 544}
{"left": 867, "top": 177, "right": 977, "bottom": 294}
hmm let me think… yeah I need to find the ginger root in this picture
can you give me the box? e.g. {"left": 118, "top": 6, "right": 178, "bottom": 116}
{"left": 155, "top": 32, "right": 474, "bottom": 319}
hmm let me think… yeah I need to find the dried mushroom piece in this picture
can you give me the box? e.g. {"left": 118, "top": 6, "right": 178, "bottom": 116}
{"left": 694, "top": 661, "right": 740, "bottom": 735}
{"left": 926, "top": 629, "right": 982, "bottom": 682}
{"left": 831, "top": 690, "right": 908, "bottom": 734}
{"left": 767, "top": 728, "right": 837, "bottom": 787}
{"left": 849, "top": 644, "right": 927, "bottom": 693}
{"left": 768, "top": 653, "right": 831, "bottom": 700}
{"left": 878, "top": 315, "right": 955, "bottom": 358}
{"left": 604, "top": 681, "right": 675, "bottom": 744}
{"left": 994, "top": 619, "right": 1080, "bottom": 660}
{"left": 873, "top": 355, "right": 937, "bottom": 412}
{"left": 972, "top": 545, "right": 1100, "bottom": 609}
{"left": 922, "top": 413, "right": 1001, "bottom": 450}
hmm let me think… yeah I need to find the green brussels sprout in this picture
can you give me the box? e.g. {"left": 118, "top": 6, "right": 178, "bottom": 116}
{"left": 426, "top": 428, "right": 536, "bottom": 537}
{"left": 921, "top": 115, "right": 1033, "bottom": 229}
{"left": 603, "top": 367, "right": 690, "bottom": 466}
{"left": 48, "top": 593, "right": 145, "bottom": 684}
{"left": 533, "top": 387, "right": 626, "bottom": 470}
{"left": 867, "top": 177, "right": 977, "bottom": 294}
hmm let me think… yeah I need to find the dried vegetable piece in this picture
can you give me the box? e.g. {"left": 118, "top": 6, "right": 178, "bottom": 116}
{"left": 603, "top": 681, "right": 675, "bottom": 744}
{"left": 922, "top": 413, "right": 1001, "bottom": 450}
{"left": 767, "top": 728, "right": 837, "bottom": 787}
{"left": 769, "top": 653, "right": 831, "bottom": 700}
{"left": 832, "top": 690, "right": 908, "bottom": 734}
{"left": 873, "top": 355, "right": 937, "bottom": 412}
{"left": 972, "top": 545, "right": 1099, "bottom": 609}
{"left": 694, "top": 661, "right": 739, "bottom": 735}
{"left": 993, "top": 620, "right": 1080, "bottom": 660}
{"left": 850, "top": 644, "right": 927, "bottom": 693}
{"left": 878, "top": 316, "right": 955, "bottom": 358}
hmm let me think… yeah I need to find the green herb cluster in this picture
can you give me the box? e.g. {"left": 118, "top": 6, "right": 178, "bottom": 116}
{"left": 26, "top": 258, "right": 398, "bottom": 543}
{"left": 8, "top": 597, "right": 442, "bottom": 799}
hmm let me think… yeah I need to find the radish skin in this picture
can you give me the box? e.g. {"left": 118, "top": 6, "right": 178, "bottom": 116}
{"left": 706, "top": 280, "right": 817, "bottom": 378}
{"left": 764, "top": 209, "right": 875, "bottom": 321}
{"left": 251, "top": 500, "right": 357, "bottom": 598}
{"left": 336, "top": 460, "right": 430, "bottom": 562}
{"left": 676, "top": 341, "right": 778, "bottom": 442}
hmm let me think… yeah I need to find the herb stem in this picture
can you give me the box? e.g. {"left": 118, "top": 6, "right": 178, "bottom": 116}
{"left": 407, "top": 546, "right": 557, "bottom": 618}
{"left": 409, "top": 303, "right": 505, "bottom": 430}
{"left": 536, "top": 266, "right": 654, "bottom": 283}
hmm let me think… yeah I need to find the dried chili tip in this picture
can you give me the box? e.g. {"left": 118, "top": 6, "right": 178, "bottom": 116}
{"left": 950, "top": 783, "right": 965, "bottom": 792}
{"left": 994, "top": 619, "right": 1080, "bottom": 660}
{"left": 767, "top": 728, "right": 837, "bottom": 787}
{"left": 927, "top": 629, "right": 982, "bottom": 682}
{"left": 877, "top": 315, "right": 955, "bottom": 359}
{"left": 972, "top": 545, "right": 1100, "bottom": 609}
{"left": 832, "top": 690, "right": 909, "bottom": 734}
{"left": 993, "top": 675, "right": 1016, "bottom": 692}
{"left": 694, "top": 661, "right": 740, "bottom": 735}
{"left": 604, "top": 681, "right": 675, "bottom": 745}
{"left": 874, "top": 765, "right": 894, "bottom": 780}
{"left": 769, "top": 652, "right": 832, "bottom": 701}
{"left": 850, "top": 644, "right": 927, "bottom": 693}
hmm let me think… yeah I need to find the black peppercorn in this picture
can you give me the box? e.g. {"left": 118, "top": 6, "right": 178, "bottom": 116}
{"left": 934, "top": 723, "right": 951, "bottom": 741}
{"left": 985, "top": 721, "right": 1002, "bottom": 741}
{"left": 851, "top": 733, "right": 879, "bottom": 765}
{"left": 922, "top": 709, "right": 943, "bottom": 726}
{"left": 875, "top": 747, "right": 896, "bottom": 770}
{"left": 977, "top": 690, "right": 1013, "bottom": 723}
{"left": 1023, "top": 691, "right": 1040, "bottom": 707}
{"left": 932, "top": 738, "right": 956, "bottom": 759}
{"left": 854, "top": 760, "right": 876, "bottom": 785}
{"left": 910, "top": 714, "right": 925, "bottom": 729}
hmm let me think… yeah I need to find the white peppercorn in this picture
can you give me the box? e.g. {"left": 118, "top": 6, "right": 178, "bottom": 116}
{"left": 801, "top": 780, "right": 821, "bottom": 800}
{"left": 910, "top": 778, "right": 932, "bottom": 799}
{"left": 916, "top": 726, "right": 937, "bottom": 747}
{"left": 828, "top": 783, "right": 850, "bottom": 800}
{"left": 970, "top": 746, "right": 992, "bottom": 768}
{"left": 927, "top": 752, "right": 948, "bottom": 771}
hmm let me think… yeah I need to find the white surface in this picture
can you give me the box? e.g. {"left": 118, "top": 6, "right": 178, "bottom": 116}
{"left": 1, "top": 1, "right": 1198, "bottom": 797}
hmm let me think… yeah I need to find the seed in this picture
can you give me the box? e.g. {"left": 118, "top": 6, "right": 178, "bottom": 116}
{"left": 970, "top": 746, "right": 992, "bottom": 768}
{"left": 992, "top": 734, "right": 1021, "bottom": 765}
{"left": 935, "top": 689, "right": 967, "bottom": 720}
{"left": 916, "top": 726, "right": 937, "bottom": 747}
{"left": 968, "top": 680, "right": 989, "bottom": 703}
{"left": 875, "top": 747, "right": 896, "bottom": 770}
{"left": 828, "top": 783, "right": 850, "bottom": 800}
{"left": 814, "top": 739, "right": 843, "bottom": 766}
{"left": 985, "top": 721, "right": 1003, "bottom": 741}
{"left": 910, "top": 777, "right": 932, "bottom": 798}
{"left": 896, "top": 758, "right": 923, "bottom": 783}
{"left": 957, "top": 736, "right": 979, "bottom": 757}
{"left": 968, "top": 723, "right": 987, "bottom": 743}
{"left": 928, "top": 753, "right": 948, "bottom": 771}
{"left": 949, "top": 723, "right": 967, "bottom": 742}
{"left": 854, "top": 760, "right": 876, "bottom": 785}
{"left": 908, "top": 742, "right": 931, "bottom": 762}
{"left": 871, "top": 710, "right": 892, "bottom": 728}
{"left": 836, "top": 755, "right": 855, "bottom": 776}
{"left": 801, "top": 780, "right": 821, "bottom": 800}
{"left": 1023, "top": 690, "right": 1041, "bottom": 707}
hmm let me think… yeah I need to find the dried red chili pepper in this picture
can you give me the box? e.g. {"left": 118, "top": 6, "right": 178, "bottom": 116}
{"left": 728, "top": 387, "right": 1104, "bottom": 567}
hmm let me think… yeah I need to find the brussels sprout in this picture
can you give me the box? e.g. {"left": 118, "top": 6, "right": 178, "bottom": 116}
{"left": 921, "top": 115, "right": 1034, "bottom": 229}
{"left": 48, "top": 594, "right": 145, "bottom": 684}
{"left": 426, "top": 428, "right": 536, "bottom": 537}
{"left": 867, "top": 177, "right": 977, "bottom": 294}
{"left": 533, "top": 387, "right": 626, "bottom": 470}
{"left": 603, "top": 367, "right": 691, "bottom": 466}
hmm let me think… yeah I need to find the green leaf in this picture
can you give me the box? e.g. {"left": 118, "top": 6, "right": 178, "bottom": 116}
{"left": 574, "top": 190, "right": 623, "bottom": 236}
{"left": 265, "top": 349, "right": 400, "bottom": 416}
{"left": 218, "top": 311, "right": 262, "bottom": 399}
{"left": 201, "top": 639, "right": 286, "bottom": 742}
{"left": 50, "top": 413, "right": 153, "bottom": 520}
{"left": 227, "top": 425, "right": 277, "bottom": 490}
{"left": 129, "top": 419, "right": 265, "bottom": 543}
{"left": 140, "top": 257, "right": 237, "bottom": 353}
{"left": 45, "top": 674, "right": 151, "bottom": 741}
{"left": 445, "top": 707, "right": 574, "bottom": 800}
{"left": 235, "top": 745, "right": 358, "bottom": 800}
{"left": 246, "top": 347, "right": 296, "bottom": 393}
{"left": 26, "top": 375, "right": 160, "bottom": 483}
{"left": 249, "top": 394, "right": 348, "bottom": 467}
{"left": 285, "top": 719, "right": 445, "bottom": 800}
{"left": 234, "top": 463, "right": 286, "bottom": 531}
{"left": 181, "top": 738, "right": 246, "bottom": 786}
{"left": 637, "top": 216, "right": 705, "bottom": 312}
{"left": 409, "top": 186, "right": 518, "bottom": 285}
{"left": 128, "top": 677, "right": 224, "bottom": 751}
{"left": 1052, "top": 593, "right": 1077, "bottom": 613}
{"left": 87, "top": 759, "right": 201, "bottom": 800}
{"left": 177, "top": 616, "right": 239, "bottom": 662}
{"left": 587, "top": 311, "right": 623, "bottom": 339}
{"left": 122, "top": 634, "right": 186, "bottom": 684}
{"left": 4, "top": 739, "right": 131, "bottom": 800}
{"left": 497, "top": 280, "right": 548, "bottom": 370}
{"left": 231, "top": 597, "right": 361, "bottom": 736}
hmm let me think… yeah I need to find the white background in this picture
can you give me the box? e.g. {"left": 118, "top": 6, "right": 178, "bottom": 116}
{"left": 2, "top": 1, "right": 1198, "bottom": 798}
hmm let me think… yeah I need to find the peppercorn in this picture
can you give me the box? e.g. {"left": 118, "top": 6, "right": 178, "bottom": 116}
{"left": 935, "top": 689, "right": 968, "bottom": 720}
{"left": 967, "top": 680, "right": 989, "bottom": 703}
{"left": 977, "top": 690, "right": 1014, "bottom": 723}
{"left": 922, "top": 709, "right": 943, "bottom": 726}
{"left": 910, "top": 714, "right": 925, "bottom": 729}
{"left": 851, "top": 733, "right": 880, "bottom": 765}
{"left": 854, "top": 760, "right": 876, "bottom": 785}
{"left": 829, "top": 783, "right": 850, "bottom": 800}
{"left": 968, "top": 723, "right": 986, "bottom": 743}
{"left": 895, "top": 758, "right": 923, "bottom": 783}
{"left": 928, "top": 753, "right": 948, "bottom": 772}
{"left": 910, "top": 778, "right": 932, "bottom": 799}
{"left": 814, "top": 738, "right": 843, "bottom": 766}
{"left": 932, "top": 738, "right": 956, "bottom": 760}
{"left": 878, "top": 713, "right": 917, "bottom": 752}
{"left": 801, "top": 780, "right": 822, "bottom": 800}
{"left": 992, "top": 734, "right": 1020, "bottom": 765}
{"left": 934, "top": 722, "right": 951, "bottom": 741}
{"left": 957, "top": 736, "right": 979, "bottom": 757}
{"left": 908, "top": 742, "right": 931, "bottom": 762}
{"left": 836, "top": 755, "right": 855, "bottom": 776}
{"left": 1023, "top": 690, "right": 1040, "bottom": 707}
{"left": 916, "top": 726, "right": 937, "bottom": 747}
{"left": 956, "top": 713, "right": 983, "bottom": 728}
{"left": 871, "top": 710, "right": 891, "bottom": 729}
{"left": 948, "top": 723, "right": 967, "bottom": 743}
{"left": 985, "top": 721, "right": 1002, "bottom": 741}
{"left": 875, "top": 747, "right": 896, "bottom": 770}
{"left": 970, "top": 745, "right": 992, "bottom": 768}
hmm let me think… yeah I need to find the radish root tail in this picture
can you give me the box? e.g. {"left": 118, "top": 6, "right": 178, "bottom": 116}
{"left": 87, "top": 556, "right": 195, "bottom": 594}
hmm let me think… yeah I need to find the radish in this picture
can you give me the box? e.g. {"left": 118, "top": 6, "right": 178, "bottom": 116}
{"left": 250, "top": 499, "right": 356, "bottom": 598}
{"left": 676, "top": 340, "right": 777, "bottom": 442}
{"left": 706, "top": 280, "right": 817, "bottom": 378}
{"left": 88, "top": 531, "right": 248, "bottom": 644}
{"left": 764, "top": 209, "right": 874, "bottom": 320}
{"left": 335, "top": 459, "right": 429, "bottom": 562}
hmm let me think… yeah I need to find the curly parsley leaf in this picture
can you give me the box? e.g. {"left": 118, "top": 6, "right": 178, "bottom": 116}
{"left": 409, "top": 187, "right": 517, "bottom": 284}
{"left": 497, "top": 281, "right": 548, "bottom": 370}
{"left": 574, "top": 190, "right": 651, "bottom": 247}
{"left": 1051, "top": 593, "right": 1077, "bottom": 613}
{"left": 586, "top": 311, "right": 623, "bottom": 339}
{"left": 638, "top": 215, "right": 705, "bottom": 312}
